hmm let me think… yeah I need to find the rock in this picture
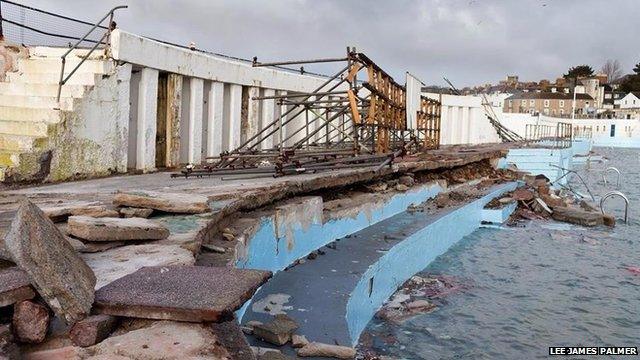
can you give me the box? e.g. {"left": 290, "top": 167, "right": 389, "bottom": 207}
{"left": 69, "top": 315, "right": 118, "bottom": 347}
{"left": 81, "top": 244, "right": 195, "bottom": 290}
{"left": 552, "top": 206, "right": 602, "bottom": 227}
{"left": 498, "top": 197, "right": 513, "bottom": 204}
{"left": 395, "top": 184, "right": 409, "bottom": 192}
{"left": 94, "top": 266, "right": 271, "bottom": 322}
{"left": 0, "top": 324, "right": 20, "bottom": 359}
{"left": 65, "top": 236, "right": 88, "bottom": 252}
{"left": 602, "top": 214, "right": 616, "bottom": 227}
{"left": 512, "top": 188, "right": 535, "bottom": 201}
{"left": 540, "top": 194, "right": 564, "bottom": 208}
{"left": 71, "top": 206, "right": 120, "bottom": 219}
{"left": 579, "top": 200, "right": 599, "bottom": 212}
{"left": 113, "top": 191, "right": 211, "bottom": 214}
{"left": 12, "top": 300, "right": 50, "bottom": 344}
{"left": 222, "top": 232, "right": 235, "bottom": 241}
{"left": 405, "top": 299, "right": 434, "bottom": 311}
{"left": 398, "top": 175, "right": 415, "bottom": 187}
{"left": 201, "top": 244, "right": 226, "bottom": 254}
{"left": 119, "top": 207, "right": 154, "bottom": 218}
{"left": 88, "top": 321, "right": 231, "bottom": 359}
{"left": 0, "top": 267, "right": 35, "bottom": 307}
{"left": 435, "top": 193, "right": 450, "bottom": 208}
{"left": 252, "top": 314, "right": 299, "bottom": 346}
{"left": 79, "top": 241, "right": 126, "bottom": 254}
{"left": 533, "top": 198, "right": 553, "bottom": 215}
{"left": 261, "top": 351, "right": 291, "bottom": 360}
{"left": 4, "top": 200, "right": 96, "bottom": 324}
{"left": 67, "top": 216, "right": 170, "bottom": 242}
{"left": 366, "top": 182, "right": 388, "bottom": 193}
{"left": 252, "top": 347, "right": 282, "bottom": 358}
{"left": 291, "top": 334, "right": 310, "bottom": 348}
{"left": 23, "top": 346, "right": 87, "bottom": 360}
{"left": 210, "top": 319, "right": 256, "bottom": 360}
{"left": 297, "top": 342, "right": 356, "bottom": 359}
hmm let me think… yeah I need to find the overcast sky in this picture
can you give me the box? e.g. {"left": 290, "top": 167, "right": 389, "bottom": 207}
{"left": 15, "top": 0, "right": 640, "bottom": 87}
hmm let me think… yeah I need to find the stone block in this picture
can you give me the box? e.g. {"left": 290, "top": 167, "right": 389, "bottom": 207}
{"left": 552, "top": 206, "right": 602, "bottom": 227}
{"left": 252, "top": 314, "right": 298, "bottom": 346}
{"left": 4, "top": 200, "right": 96, "bottom": 324}
{"left": 12, "top": 300, "right": 50, "bottom": 344}
{"left": 94, "top": 266, "right": 271, "bottom": 322}
{"left": 297, "top": 342, "right": 356, "bottom": 359}
{"left": 0, "top": 267, "right": 35, "bottom": 307}
{"left": 69, "top": 314, "right": 118, "bottom": 347}
{"left": 68, "top": 216, "right": 170, "bottom": 242}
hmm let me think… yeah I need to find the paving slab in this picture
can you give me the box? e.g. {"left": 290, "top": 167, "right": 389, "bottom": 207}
{"left": 3, "top": 200, "right": 96, "bottom": 324}
{"left": 67, "top": 216, "right": 170, "bottom": 242}
{"left": 81, "top": 244, "right": 195, "bottom": 289}
{"left": 0, "top": 267, "right": 35, "bottom": 307}
{"left": 94, "top": 265, "right": 272, "bottom": 322}
{"left": 113, "top": 191, "right": 211, "bottom": 214}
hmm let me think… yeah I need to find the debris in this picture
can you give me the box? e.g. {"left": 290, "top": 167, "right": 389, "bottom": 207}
{"left": 297, "top": 342, "right": 357, "bottom": 359}
{"left": 533, "top": 198, "right": 553, "bottom": 215}
{"left": 94, "top": 266, "right": 271, "bottom": 322}
{"left": 65, "top": 236, "right": 88, "bottom": 252}
{"left": 201, "top": 244, "right": 226, "bottom": 254}
{"left": 4, "top": 200, "right": 96, "bottom": 324}
{"left": 119, "top": 207, "right": 154, "bottom": 218}
{"left": 261, "top": 350, "right": 292, "bottom": 360}
{"left": 20, "top": 345, "right": 86, "bottom": 360}
{"left": 79, "top": 241, "right": 126, "bottom": 254}
{"left": 69, "top": 314, "right": 118, "bottom": 347}
{"left": 366, "top": 182, "right": 388, "bottom": 193}
{"left": 113, "top": 191, "right": 211, "bottom": 214}
{"left": 512, "top": 188, "right": 535, "bottom": 201}
{"left": 395, "top": 184, "right": 409, "bottom": 192}
{"left": 222, "top": 232, "right": 236, "bottom": 241}
{"left": 602, "top": 214, "right": 616, "bottom": 227}
{"left": 88, "top": 320, "right": 231, "bottom": 359}
{"left": 0, "top": 324, "right": 20, "bottom": 359}
{"left": 81, "top": 244, "right": 195, "bottom": 290}
{"left": 435, "top": 193, "right": 450, "bottom": 208}
{"left": 552, "top": 207, "right": 602, "bottom": 227}
{"left": 0, "top": 267, "right": 35, "bottom": 307}
{"left": 398, "top": 175, "right": 415, "bottom": 187}
{"left": 252, "top": 314, "right": 298, "bottom": 346}
{"left": 12, "top": 300, "right": 50, "bottom": 344}
{"left": 405, "top": 299, "right": 435, "bottom": 311}
{"left": 291, "top": 334, "right": 310, "bottom": 348}
{"left": 67, "top": 216, "right": 170, "bottom": 242}
{"left": 210, "top": 318, "right": 257, "bottom": 360}
{"left": 626, "top": 266, "right": 640, "bottom": 275}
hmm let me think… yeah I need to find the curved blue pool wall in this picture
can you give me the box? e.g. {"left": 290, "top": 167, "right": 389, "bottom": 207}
{"left": 235, "top": 182, "right": 445, "bottom": 273}
{"left": 345, "top": 182, "right": 519, "bottom": 344}
{"left": 505, "top": 147, "right": 574, "bottom": 185}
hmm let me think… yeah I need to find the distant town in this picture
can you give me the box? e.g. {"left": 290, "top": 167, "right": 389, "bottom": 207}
{"left": 425, "top": 60, "right": 640, "bottom": 120}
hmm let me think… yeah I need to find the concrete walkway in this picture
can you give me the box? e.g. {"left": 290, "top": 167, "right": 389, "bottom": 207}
{"left": 241, "top": 182, "right": 518, "bottom": 354}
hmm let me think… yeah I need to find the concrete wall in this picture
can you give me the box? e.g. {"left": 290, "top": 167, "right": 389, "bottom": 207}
{"left": 423, "top": 93, "right": 500, "bottom": 145}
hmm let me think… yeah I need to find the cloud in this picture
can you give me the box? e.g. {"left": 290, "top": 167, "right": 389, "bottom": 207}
{"left": 12, "top": 0, "right": 640, "bottom": 87}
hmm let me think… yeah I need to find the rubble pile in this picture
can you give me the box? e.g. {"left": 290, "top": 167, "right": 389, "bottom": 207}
{"left": 493, "top": 174, "right": 616, "bottom": 228}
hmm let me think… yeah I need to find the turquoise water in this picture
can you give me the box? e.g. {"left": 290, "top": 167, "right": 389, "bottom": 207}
{"left": 360, "top": 148, "right": 640, "bottom": 359}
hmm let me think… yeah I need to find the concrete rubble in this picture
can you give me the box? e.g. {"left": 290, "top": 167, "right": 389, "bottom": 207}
{"left": 12, "top": 300, "right": 50, "bottom": 344}
{"left": 297, "top": 342, "right": 357, "bottom": 359}
{"left": 0, "top": 267, "right": 35, "bottom": 307}
{"left": 113, "top": 190, "right": 211, "bottom": 214}
{"left": 94, "top": 266, "right": 271, "bottom": 322}
{"left": 69, "top": 315, "right": 118, "bottom": 347}
{"left": 252, "top": 314, "right": 299, "bottom": 346}
{"left": 4, "top": 200, "right": 96, "bottom": 324}
{"left": 67, "top": 216, "right": 170, "bottom": 241}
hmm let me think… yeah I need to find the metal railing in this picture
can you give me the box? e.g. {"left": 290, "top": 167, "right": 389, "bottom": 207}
{"left": 602, "top": 167, "right": 621, "bottom": 188}
{"left": 524, "top": 122, "right": 573, "bottom": 149}
{"left": 600, "top": 191, "right": 629, "bottom": 224}
{"left": 56, "top": 5, "right": 127, "bottom": 102}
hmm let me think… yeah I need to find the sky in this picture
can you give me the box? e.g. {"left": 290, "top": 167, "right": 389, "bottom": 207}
{"left": 12, "top": 0, "right": 640, "bottom": 87}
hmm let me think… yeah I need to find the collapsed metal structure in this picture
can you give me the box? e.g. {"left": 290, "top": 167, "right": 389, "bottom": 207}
{"left": 174, "top": 48, "right": 441, "bottom": 179}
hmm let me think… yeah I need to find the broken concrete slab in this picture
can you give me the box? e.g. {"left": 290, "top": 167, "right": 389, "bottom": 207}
{"left": 88, "top": 320, "right": 231, "bottom": 359}
{"left": 67, "top": 216, "right": 170, "bottom": 242}
{"left": 291, "top": 334, "right": 310, "bottom": 348}
{"left": 0, "top": 267, "right": 35, "bottom": 307}
{"left": 81, "top": 244, "right": 195, "bottom": 290}
{"left": 552, "top": 206, "right": 602, "bottom": 227}
{"left": 210, "top": 319, "right": 257, "bottom": 360}
{"left": 252, "top": 314, "right": 299, "bottom": 346}
{"left": 297, "top": 342, "right": 356, "bottom": 359}
{"left": 119, "top": 207, "right": 153, "bottom": 218}
{"left": 39, "top": 201, "right": 102, "bottom": 222}
{"left": 113, "top": 191, "right": 210, "bottom": 214}
{"left": 12, "top": 300, "right": 50, "bottom": 344}
{"left": 65, "top": 236, "right": 88, "bottom": 252}
{"left": 512, "top": 188, "right": 535, "bottom": 201}
{"left": 94, "top": 265, "right": 271, "bottom": 322}
{"left": 69, "top": 314, "right": 118, "bottom": 347}
{"left": 4, "top": 200, "right": 96, "bottom": 324}
{"left": 79, "top": 241, "right": 126, "bottom": 254}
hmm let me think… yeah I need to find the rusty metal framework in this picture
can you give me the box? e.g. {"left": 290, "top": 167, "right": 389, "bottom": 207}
{"left": 173, "top": 48, "right": 441, "bottom": 179}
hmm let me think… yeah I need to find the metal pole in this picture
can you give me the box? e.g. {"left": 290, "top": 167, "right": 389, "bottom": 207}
{"left": 0, "top": 0, "right": 4, "bottom": 41}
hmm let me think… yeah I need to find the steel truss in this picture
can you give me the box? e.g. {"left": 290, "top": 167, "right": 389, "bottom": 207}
{"left": 173, "top": 48, "right": 442, "bottom": 179}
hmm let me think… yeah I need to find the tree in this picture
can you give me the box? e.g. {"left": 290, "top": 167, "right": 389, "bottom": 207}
{"left": 563, "top": 65, "right": 594, "bottom": 88}
{"left": 619, "top": 61, "right": 640, "bottom": 92}
{"left": 600, "top": 59, "right": 623, "bottom": 83}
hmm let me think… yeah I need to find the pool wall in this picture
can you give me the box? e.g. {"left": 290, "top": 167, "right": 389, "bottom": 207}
{"left": 345, "top": 181, "right": 519, "bottom": 344}
{"left": 506, "top": 147, "right": 574, "bottom": 184}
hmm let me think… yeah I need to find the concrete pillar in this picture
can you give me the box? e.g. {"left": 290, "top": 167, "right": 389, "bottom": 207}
{"left": 166, "top": 74, "right": 183, "bottom": 168}
{"left": 461, "top": 106, "right": 470, "bottom": 144}
{"left": 246, "top": 87, "right": 261, "bottom": 147}
{"left": 260, "top": 89, "right": 276, "bottom": 150}
{"left": 228, "top": 84, "right": 243, "bottom": 151}
{"left": 206, "top": 81, "right": 224, "bottom": 157}
{"left": 187, "top": 78, "right": 204, "bottom": 164}
{"left": 136, "top": 67, "right": 159, "bottom": 172}
{"left": 275, "top": 90, "right": 287, "bottom": 148}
